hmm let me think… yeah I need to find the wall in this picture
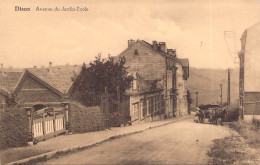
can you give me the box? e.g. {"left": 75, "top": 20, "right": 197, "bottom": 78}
{"left": 244, "top": 23, "right": 260, "bottom": 92}
{"left": 129, "top": 91, "right": 164, "bottom": 124}
{"left": 176, "top": 63, "right": 188, "bottom": 116}
{"left": 243, "top": 92, "right": 260, "bottom": 117}
{"left": 120, "top": 42, "right": 166, "bottom": 80}
{"left": 16, "top": 75, "right": 63, "bottom": 105}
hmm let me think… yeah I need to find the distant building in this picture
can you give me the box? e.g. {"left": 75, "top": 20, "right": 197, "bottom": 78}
{"left": 118, "top": 39, "right": 189, "bottom": 124}
{"left": 0, "top": 64, "right": 23, "bottom": 107}
{"left": 238, "top": 22, "right": 260, "bottom": 121}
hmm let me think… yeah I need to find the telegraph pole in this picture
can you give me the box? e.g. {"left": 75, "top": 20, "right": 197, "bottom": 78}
{"left": 220, "top": 84, "right": 223, "bottom": 106}
{"left": 227, "top": 68, "right": 231, "bottom": 106}
{"left": 195, "top": 91, "right": 199, "bottom": 107}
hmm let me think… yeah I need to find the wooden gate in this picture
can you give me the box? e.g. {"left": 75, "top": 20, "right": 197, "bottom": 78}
{"left": 30, "top": 107, "right": 67, "bottom": 141}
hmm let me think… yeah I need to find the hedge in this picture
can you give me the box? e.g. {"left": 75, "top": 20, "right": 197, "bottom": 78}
{"left": 0, "top": 107, "right": 29, "bottom": 150}
{"left": 69, "top": 102, "right": 105, "bottom": 133}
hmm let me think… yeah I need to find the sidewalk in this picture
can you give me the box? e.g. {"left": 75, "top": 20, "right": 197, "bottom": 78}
{"left": 0, "top": 115, "right": 192, "bottom": 165}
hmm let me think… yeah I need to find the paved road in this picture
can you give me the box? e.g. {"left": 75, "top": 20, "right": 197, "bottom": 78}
{"left": 41, "top": 119, "right": 230, "bottom": 164}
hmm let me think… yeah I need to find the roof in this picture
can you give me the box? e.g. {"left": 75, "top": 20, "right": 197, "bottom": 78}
{"left": 117, "top": 39, "right": 174, "bottom": 59}
{"left": 0, "top": 72, "right": 23, "bottom": 92}
{"left": 26, "top": 65, "right": 82, "bottom": 94}
{"left": 179, "top": 58, "right": 189, "bottom": 68}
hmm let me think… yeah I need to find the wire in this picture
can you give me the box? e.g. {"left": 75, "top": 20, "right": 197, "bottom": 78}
{"left": 224, "top": 30, "right": 239, "bottom": 64}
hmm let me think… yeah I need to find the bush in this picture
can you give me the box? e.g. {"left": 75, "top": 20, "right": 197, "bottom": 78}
{"left": 69, "top": 102, "right": 105, "bottom": 133}
{"left": 228, "top": 120, "right": 260, "bottom": 148}
{"left": 252, "top": 118, "right": 260, "bottom": 130}
{"left": 226, "top": 103, "right": 239, "bottom": 122}
{"left": 0, "top": 107, "right": 29, "bottom": 150}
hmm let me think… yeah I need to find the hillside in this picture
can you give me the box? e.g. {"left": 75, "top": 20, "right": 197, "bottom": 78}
{"left": 187, "top": 67, "right": 239, "bottom": 106}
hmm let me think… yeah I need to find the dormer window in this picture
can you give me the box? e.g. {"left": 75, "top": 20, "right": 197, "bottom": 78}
{"left": 134, "top": 50, "right": 138, "bottom": 55}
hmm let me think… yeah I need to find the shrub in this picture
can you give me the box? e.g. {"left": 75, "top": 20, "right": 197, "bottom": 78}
{"left": 226, "top": 103, "right": 239, "bottom": 122}
{"left": 68, "top": 102, "right": 105, "bottom": 133}
{"left": 228, "top": 120, "right": 260, "bottom": 148}
{"left": 0, "top": 107, "right": 29, "bottom": 150}
{"left": 252, "top": 118, "right": 260, "bottom": 130}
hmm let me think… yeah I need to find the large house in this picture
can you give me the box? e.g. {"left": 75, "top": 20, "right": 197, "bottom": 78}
{"left": 238, "top": 22, "right": 260, "bottom": 121}
{"left": 118, "top": 39, "right": 189, "bottom": 124}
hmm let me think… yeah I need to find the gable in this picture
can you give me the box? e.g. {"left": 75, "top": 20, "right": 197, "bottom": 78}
{"left": 16, "top": 73, "right": 63, "bottom": 104}
{"left": 118, "top": 42, "right": 166, "bottom": 80}
{"left": 14, "top": 70, "right": 66, "bottom": 104}
{"left": 28, "top": 65, "right": 81, "bottom": 94}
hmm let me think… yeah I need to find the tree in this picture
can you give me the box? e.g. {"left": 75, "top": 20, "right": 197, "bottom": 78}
{"left": 73, "top": 55, "right": 133, "bottom": 105}
{"left": 187, "top": 90, "right": 193, "bottom": 114}
{"left": 5, "top": 93, "right": 18, "bottom": 107}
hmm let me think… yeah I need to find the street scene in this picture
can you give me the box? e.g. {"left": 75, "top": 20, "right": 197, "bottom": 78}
{"left": 41, "top": 119, "right": 231, "bottom": 165}
{"left": 0, "top": 0, "right": 260, "bottom": 164}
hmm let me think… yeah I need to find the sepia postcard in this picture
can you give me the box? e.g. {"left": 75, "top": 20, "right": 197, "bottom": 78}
{"left": 0, "top": 0, "right": 260, "bottom": 164}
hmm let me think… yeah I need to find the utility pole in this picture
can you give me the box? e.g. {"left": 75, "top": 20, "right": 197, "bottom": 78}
{"left": 195, "top": 91, "right": 199, "bottom": 107}
{"left": 227, "top": 68, "right": 231, "bottom": 106}
{"left": 220, "top": 84, "right": 223, "bottom": 106}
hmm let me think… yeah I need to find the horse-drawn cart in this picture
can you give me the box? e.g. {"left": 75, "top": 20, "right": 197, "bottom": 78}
{"left": 194, "top": 104, "right": 227, "bottom": 125}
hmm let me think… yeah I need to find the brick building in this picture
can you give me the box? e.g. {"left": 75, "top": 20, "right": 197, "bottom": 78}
{"left": 238, "top": 22, "right": 260, "bottom": 121}
{"left": 118, "top": 39, "right": 189, "bottom": 124}
{"left": 13, "top": 63, "right": 81, "bottom": 107}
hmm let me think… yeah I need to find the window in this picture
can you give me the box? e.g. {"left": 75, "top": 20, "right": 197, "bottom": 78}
{"left": 148, "top": 98, "right": 151, "bottom": 115}
{"left": 134, "top": 49, "right": 138, "bottom": 55}
{"left": 152, "top": 97, "right": 156, "bottom": 113}
{"left": 143, "top": 99, "right": 147, "bottom": 117}
{"left": 161, "top": 95, "right": 165, "bottom": 114}
{"left": 132, "top": 102, "right": 139, "bottom": 120}
{"left": 155, "top": 96, "right": 158, "bottom": 112}
{"left": 140, "top": 99, "right": 143, "bottom": 119}
{"left": 133, "top": 80, "right": 137, "bottom": 90}
{"left": 158, "top": 95, "right": 161, "bottom": 112}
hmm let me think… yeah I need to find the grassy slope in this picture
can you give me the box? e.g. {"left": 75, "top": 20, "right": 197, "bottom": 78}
{"left": 207, "top": 121, "right": 260, "bottom": 165}
{"left": 187, "top": 67, "right": 239, "bottom": 105}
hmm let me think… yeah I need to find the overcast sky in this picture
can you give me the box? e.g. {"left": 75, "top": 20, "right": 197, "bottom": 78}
{"left": 0, "top": 0, "right": 259, "bottom": 69}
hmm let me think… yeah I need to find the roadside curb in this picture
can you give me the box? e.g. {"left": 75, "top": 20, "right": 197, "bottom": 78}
{"left": 7, "top": 116, "right": 191, "bottom": 165}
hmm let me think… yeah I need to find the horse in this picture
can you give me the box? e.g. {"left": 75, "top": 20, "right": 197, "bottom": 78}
{"left": 210, "top": 109, "right": 227, "bottom": 125}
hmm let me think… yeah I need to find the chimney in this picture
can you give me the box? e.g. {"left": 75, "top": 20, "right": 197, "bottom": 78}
{"left": 1, "top": 64, "right": 3, "bottom": 75}
{"left": 159, "top": 42, "right": 167, "bottom": 53}
{"left": 128, "top": 39, "right": 136, "bottom": 47}
{"left": 167, "top": 49, "right": 176, "bottom": 57}
{"left": 49, "top": 62, "right": 52, "bottom": 73}
{"left": 152, "top": 41, "right": 158, "bottom": 50}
